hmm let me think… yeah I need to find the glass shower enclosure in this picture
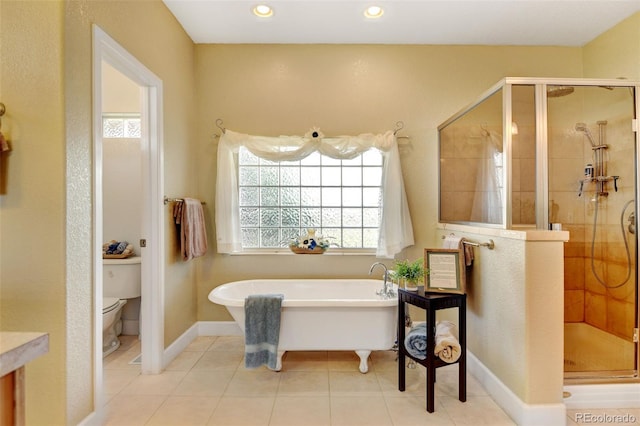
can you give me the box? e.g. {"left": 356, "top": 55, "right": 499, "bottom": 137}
{"left": 438, "top": 77, "right": 639, "bottom": 381}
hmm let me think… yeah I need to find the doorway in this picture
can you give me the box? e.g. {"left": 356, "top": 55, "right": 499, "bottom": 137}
{"left": 92, "top": 25, "right": 165, "bottom": 413}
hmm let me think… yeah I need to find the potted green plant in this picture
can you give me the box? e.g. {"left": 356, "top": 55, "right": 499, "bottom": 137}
{"left": 394, "top": 258, "right": 426, "bottom": 291}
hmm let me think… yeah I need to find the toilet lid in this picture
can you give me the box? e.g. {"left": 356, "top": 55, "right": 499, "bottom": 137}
{"left": 103, "top": 297, "right": 121, "bottom": 314}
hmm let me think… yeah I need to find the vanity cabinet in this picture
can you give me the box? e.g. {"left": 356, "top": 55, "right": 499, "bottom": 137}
{"left": 0, "top": 332, "right": 49, "bottom": 426}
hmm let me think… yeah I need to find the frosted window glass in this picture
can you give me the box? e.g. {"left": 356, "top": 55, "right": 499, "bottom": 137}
{"left": 342, "top": 188, "right": 362, "bottom": 207}
{"left": 102, "top": 116, "right": 141, "bottom": 139}
{"left": 301, "top": 167, "right": 321, "bottom": 186}
{"left": 239, "top": 167, "right": 259, "bottom": 186}
{"left": 104, "top": 119, "right": 124, "bottom": 138}
{"left": 240, "top": 208, "right": 259, "bottom": 226}
{"left": 363, "top": 229, "right": 379, "bottom": 248}
{"left": 239, "top": 187, "right": 258, "bottom": 206}
{"left": 321, "top": 188, "right": 341, "bottom": 206}
{"left": 260, "top": 187, "right": 278, "bottom": 206}
{"left": 301, "top": 208, "right": 321, "bottom": 227}
{"left": 237, "top": 146, "right": 382, "bottom": 250}
{"left": 342, "top": 167, "right": 362, "bottom": 186}
{"left": 280, "top": 188, "right": 300, "bottom": 206}
{"left": 280, "top": 167, "right": 300, "bottom": 186}
{"left": 322, "top": 208, "right": 341, "bottom": 227}
{"left": 281, "top": 208, "right": 300, "bottom": 226}
{"left": 363, "top": 208, "right": 380, "bottom": 227}
{"left": 261, "top": 228, "right": 280, "bottom": 247}
{"left": 322, "top": 167, "right": 341, "bottom": 186}
{"left": 260, "top": 208, "right": 280, "bottom": 227}
{"left": 124, "top": 119, "right": 141, "bottom": 137}
{"left": 342, "top": 229, "right": 362, "bottom": 248}
{"left": 301, "top": 188, "right": 321, "bottom": 206}
{"left": 260, "top": 167, "right": 279, "bottom": 186}
{"left": 242, "top": 228, "right": 260, "bottom": 248}
{"left": 343, "top": 208, "right": 362, "bottom": 227}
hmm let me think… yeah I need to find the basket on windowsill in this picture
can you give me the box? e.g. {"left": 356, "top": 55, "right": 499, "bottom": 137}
{"left": 289, "top": 246, "right": 327, "bottom": 255}
{"left": 288, "top": 229, "right": 331, "bottom": 255}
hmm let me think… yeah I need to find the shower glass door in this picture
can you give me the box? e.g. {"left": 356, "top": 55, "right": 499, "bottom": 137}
{"left": 547, "top": 84, "right": 638, "bottom": 378}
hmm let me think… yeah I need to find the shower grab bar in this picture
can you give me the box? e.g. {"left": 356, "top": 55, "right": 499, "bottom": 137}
{"left": 441, "top": 235, "right": 495, "bottom": 250}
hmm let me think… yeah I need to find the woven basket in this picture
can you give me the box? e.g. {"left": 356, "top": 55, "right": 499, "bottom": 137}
{"left": 289, "top": 246, "right": 326, "bottom": 255}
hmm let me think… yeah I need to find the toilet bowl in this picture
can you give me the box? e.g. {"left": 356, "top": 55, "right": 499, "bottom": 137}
{"left": 103, "top": 256, "right": 141, "bottom": 357}
{"left": 103, "top": 297, "right": 127, "bottom": 357}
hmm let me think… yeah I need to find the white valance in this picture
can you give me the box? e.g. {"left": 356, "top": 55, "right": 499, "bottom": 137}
{"left": 215, "top": 129, "right": 414, "bottom": 258}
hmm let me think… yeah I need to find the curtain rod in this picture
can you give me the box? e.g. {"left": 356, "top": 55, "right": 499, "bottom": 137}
{"left": 212, "top": 118, "right": 409, "bottom": 140}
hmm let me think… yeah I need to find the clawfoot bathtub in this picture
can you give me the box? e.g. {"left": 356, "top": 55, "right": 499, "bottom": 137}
{"left": 208, "top": 279, "right": 398, "bottom": 373}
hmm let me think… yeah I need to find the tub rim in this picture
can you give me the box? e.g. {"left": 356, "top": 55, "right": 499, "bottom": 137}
{"left": 208, "top": 278, "right": 398, "bottom": 308}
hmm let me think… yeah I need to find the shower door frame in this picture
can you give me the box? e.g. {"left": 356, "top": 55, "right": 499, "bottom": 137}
{"left": 524, "top": 77, "right": 640, "bottom": 382}
{"left": 441, "top": 77, "right": 640, "bottom": 382}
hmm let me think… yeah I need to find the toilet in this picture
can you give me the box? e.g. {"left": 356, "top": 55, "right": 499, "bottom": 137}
{"left": 103, "top": 297, "right": 127, "bottom": 356}
{"left": 102, "top": 256, "right": 142, "bottom": 357}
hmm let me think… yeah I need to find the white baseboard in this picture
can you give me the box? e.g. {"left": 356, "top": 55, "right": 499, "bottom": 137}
{"left": 198, "top": 320, "right": 242, "bottom": 336}
{"left": 563, "top": 383, "right": 640, "bottom": 409}
{"left": 162, "top": 322, "right": 200, "bottom": 368}
{"left": 467, "top": 351, "right": 566, "bottom": 426}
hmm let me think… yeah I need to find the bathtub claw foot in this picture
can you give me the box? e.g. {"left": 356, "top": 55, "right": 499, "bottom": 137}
{"left": 271, "top": 350, "right": 285, "bottom": 371}
{"left": 355, "top": 350, "right": 371, "bottom": 373}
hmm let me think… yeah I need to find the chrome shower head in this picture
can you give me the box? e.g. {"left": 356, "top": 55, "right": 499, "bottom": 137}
{"left": 575, "top": 122, "right": 597, "bottom": 147}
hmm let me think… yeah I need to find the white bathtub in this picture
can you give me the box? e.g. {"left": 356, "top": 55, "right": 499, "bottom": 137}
{"left": 208, "top": 279, "right": 398, "bottom": 373}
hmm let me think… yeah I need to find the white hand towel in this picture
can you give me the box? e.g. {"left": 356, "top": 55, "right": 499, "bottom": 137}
{"left": 442, "top": 235, "right": 474, "bottom": 266}
{"left": 435, "top": 320, "right": 461, "bottom": 363}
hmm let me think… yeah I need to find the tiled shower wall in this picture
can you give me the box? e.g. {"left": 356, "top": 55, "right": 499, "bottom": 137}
{"left": 559, "top": 116, "right": 636, "bottom": 342}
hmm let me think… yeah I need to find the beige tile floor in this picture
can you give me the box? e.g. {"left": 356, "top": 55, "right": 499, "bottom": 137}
{"left": 103, "top": 335, "right": 638, "bottom": 425}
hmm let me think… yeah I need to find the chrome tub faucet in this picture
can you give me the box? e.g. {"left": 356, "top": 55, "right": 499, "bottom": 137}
{"left": 369, "top": 262, "right": 396, "bottom": 299}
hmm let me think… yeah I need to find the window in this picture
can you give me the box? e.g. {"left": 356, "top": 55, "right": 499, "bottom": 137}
{"left": 102, "top": 114, "right": 141, "bottom": 138}
{"left": 215, "top": 129, "right": 414, "bottom": 258}
{"left": 238, "top": 147, "right": 383, "bottom": 249}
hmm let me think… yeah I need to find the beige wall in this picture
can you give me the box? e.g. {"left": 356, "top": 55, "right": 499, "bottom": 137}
{"left": 1, "top": 0, "right": 196, "bottom": 424}
{"left": 195, "top": 44, "right": 583, "bottom": 321}
{"left": 0, "top": 1, "right": 67, "bottom": 424}
{"left": 583, "top": 12, "right": 640, "bottom": 80}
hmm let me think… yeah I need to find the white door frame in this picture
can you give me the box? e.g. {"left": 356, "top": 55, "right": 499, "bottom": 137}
{"left": 92, "top": 24, "right": 165, "bottom": 410}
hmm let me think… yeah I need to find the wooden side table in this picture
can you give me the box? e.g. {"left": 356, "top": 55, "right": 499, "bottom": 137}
{"left": 397, "top": 287, "right": 466, "bottom": 412}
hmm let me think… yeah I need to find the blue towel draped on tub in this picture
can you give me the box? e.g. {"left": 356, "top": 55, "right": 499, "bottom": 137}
{"left": 244, "top": 294, "right": 284, "bottom": 370}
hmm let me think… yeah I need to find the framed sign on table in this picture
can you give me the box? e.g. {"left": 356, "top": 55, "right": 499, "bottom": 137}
{"left": 424, "top": 248, "right": 465, "bottom": 294}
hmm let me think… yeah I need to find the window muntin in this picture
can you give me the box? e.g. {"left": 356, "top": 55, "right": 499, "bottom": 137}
{"left": 238, "top": 147, "right": 383, "bottom": 250}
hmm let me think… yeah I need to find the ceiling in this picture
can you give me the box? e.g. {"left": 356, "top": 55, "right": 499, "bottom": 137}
{"left": 162, "top": 0, "right": 640, "bottom": 46}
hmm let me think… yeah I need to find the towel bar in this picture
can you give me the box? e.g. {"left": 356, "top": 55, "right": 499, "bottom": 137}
{"left": 164, "top": 196, "right": 206, "bottom": 205}
{"left": 441, "top": 234, "right": 494, "bottom": 250}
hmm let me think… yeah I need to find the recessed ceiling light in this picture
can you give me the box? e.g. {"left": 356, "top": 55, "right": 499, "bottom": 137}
{"left": 364, "top": 6, "right": 384, "bottom": 19}
{"left": 253, "top": 4, "right": 274, "bottom": 18}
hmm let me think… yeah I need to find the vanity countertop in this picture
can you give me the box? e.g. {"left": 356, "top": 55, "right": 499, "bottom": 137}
{"left": 0, "top": 332, "right": 49, "bottom": 377}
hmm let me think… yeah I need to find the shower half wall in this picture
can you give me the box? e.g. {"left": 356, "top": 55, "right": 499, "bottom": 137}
{"left": 438, "top": 77, "right": 639, "bottom": 382}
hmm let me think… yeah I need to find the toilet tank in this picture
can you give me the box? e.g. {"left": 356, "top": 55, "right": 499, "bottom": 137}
{"left": 103, "top": 256, "right": 142, "bottom": 299}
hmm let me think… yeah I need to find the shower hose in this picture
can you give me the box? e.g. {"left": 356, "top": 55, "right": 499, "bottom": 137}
{"left": 590, "top": 197, "right": 635, "bottom": 289}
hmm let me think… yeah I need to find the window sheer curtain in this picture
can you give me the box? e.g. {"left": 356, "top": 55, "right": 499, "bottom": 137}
{"left": 215, "top": 129, "right": 414, "bottom": 258}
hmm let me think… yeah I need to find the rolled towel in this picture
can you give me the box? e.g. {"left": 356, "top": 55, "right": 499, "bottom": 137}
{"left": 435, "top": 320, "right": 461, "bottom": 363}
{"left": 404, "top": 322, "right": 427, "bottom": 360}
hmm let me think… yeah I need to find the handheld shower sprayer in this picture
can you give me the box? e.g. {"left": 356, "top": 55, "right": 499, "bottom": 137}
{"left": 575, "top": 122, "right": 597, "bottom": 147}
